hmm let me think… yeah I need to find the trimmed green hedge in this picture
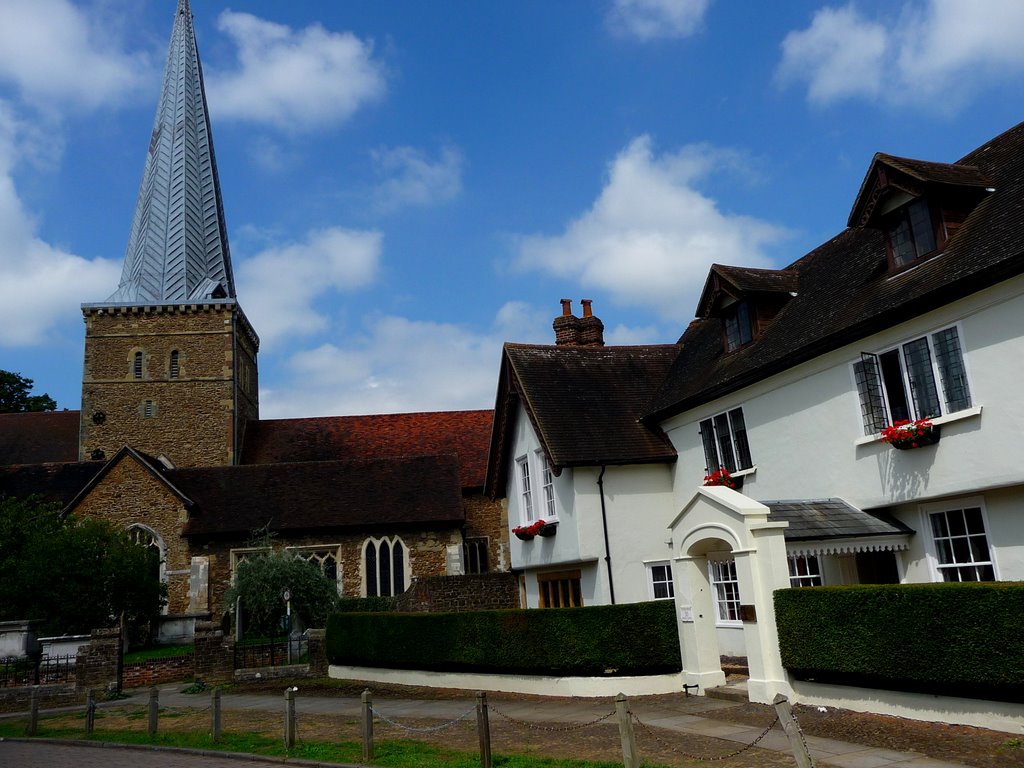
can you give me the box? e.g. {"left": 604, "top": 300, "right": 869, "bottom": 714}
{"left": 335, "top": 596, "right": 398, "bottom": 613}
{"left": 774, "top": 582, "right": 1024, "bottom": 700}
{"left": 327, "top": 601, "right": 680, "bottom": 676}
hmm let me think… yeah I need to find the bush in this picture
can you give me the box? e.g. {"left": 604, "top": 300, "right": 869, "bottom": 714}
{"left": 335, "top": 596, "right": 397, "bottom": 613}
{"left": 774, "top": 582, "right": 1024, "bottom": 700}
{"left": 327, "top": 601, "right": 680, "bottom": 676}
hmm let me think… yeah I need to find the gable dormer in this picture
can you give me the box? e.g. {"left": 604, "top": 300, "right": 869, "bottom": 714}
{"left": 696, "top": 265, "right": 799, "bottom": 353}
{"left": 848, "top": 153, "right": 993, "bottom": 273}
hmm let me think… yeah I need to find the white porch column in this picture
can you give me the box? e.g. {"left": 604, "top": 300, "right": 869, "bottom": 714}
{"left": 674, "top": 554, "right": 726, "bottom": 691}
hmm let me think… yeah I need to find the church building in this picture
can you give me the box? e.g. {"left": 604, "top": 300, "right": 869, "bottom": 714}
{"left": 0, "top": 0, "right": 508, "bottom": 641}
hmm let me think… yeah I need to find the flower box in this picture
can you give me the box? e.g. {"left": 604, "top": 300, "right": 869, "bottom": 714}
{"left": 513, "top": 520, "right": 557, "bottom": 540}
{"left": 881, "top": 418, "right": 940, "bottom": 450}
{"left": 703, "top": 467, "right": 740, "bottom": 489}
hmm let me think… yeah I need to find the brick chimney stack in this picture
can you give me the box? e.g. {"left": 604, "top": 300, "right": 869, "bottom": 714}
{"left": 553, "top": 299, "right": 581, "bottom": 345}
{"left": 578, "top": 299, "right": 605, "bottom": 347}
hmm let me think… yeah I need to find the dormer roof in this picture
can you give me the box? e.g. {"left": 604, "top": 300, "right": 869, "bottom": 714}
{"left": 696, "top": 264, "right": 799, "bottom": 319}
{"left": 848, "top": 152, "right": 993, "bottom": 229}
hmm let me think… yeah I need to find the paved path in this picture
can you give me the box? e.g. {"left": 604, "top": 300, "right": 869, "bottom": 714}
{"left": 1, "top": 684, "right": 971, "bottom": 768}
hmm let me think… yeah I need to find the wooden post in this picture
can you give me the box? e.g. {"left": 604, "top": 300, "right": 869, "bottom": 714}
{"left": 211, "top": 688, "right": 221, "bottom": 742}
{"left": 148, "top": 687, "right": 159, "bottom": 737}
{"left": 361, "top": 688, "right": 374, "bottom": 761}
{"left": 27, "top": 687, "right": 39, "bottom": 736}
{"left": 615, "top": 693, "right": 639, "bottom": 768}
{"left": 476, "top": 691, "right": 492, "bottom": 768}
{"left": 85, "top": 689, "right": 96, "bottom": 735}
{"left": 284, "top": 687, "right": 296, "bottom": 749}
{"left": 772, "top": 694, "right": 815, "bottom": 768}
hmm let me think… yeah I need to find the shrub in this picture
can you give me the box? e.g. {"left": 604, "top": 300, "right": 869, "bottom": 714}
{"left": 774, "top": 582, "right": 1024, "bottom": 700}
{"left": 327, "top": 601, "right": 680, "bottom": 676}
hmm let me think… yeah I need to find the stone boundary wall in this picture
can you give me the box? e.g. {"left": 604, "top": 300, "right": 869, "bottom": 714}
{"left": 0, "top": 683, "right": 78, "bottom": 714}
{"left": 395, "top": 572, "right": 520, "bottom": 613}
{"left": 123, "top": 653, "right": 195, "bottom": 688}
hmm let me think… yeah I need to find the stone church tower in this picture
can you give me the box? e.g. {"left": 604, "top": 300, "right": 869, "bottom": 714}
{"left": 80, "top": 0, "right": 258, "bottom": 468}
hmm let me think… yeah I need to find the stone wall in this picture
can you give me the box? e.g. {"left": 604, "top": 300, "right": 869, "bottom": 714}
{"left": 193, "top": 622, "right": 234, "bottom": 684}
{"left": 70, "top": 457, "right": 193, "bottom": 613}
{"left": 75, "top": 627, "right": 122, "bottom": 693}
{"left": 80, "top": 303, "right": 251, "bottom": 468}
{"left": 0, "top": 684, "right": 78, "bottom": 714}
{"left": 394, "top": 572, "right": 521, "bottom": 613}
{"left": 463, "top": 493, "right": 509, "bottom": 573}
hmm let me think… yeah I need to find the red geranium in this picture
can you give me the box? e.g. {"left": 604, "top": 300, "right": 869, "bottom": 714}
{"left": 703, "top": 467, "right": 736, "bottom": 489}
{"left": 880, "top": 417, "right": 933, "bottom": 449}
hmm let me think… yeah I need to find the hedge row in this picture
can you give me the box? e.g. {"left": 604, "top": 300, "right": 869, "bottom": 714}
{"left": 327, "top": 601, "right": 680, "bottom": 676}
{"left": 774, "top": 582, "right": 1024, "bottom": 700}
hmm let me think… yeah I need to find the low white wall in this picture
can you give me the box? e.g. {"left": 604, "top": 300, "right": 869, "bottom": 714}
{"left": 39, "top": 635, "right": 90, "bottom": 658}
{"left": 790, "top": 679, "right": 1024, "bottom": 734}
{"left": 329, "top": 665, "right": 686, "bottom": 698}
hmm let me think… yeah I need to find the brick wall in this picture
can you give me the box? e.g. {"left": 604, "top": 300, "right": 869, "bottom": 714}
{"left": 193, "top": 622, "right": 234, "bottom": 683}
{"left": 75, "top": 627, "right": 122, "bottom": 693}
{"left": 395, "top": 572, "right": 521, "bottom": 612}
{"left": 122, "top": 653, "right": 195, "bottom": 688}
{"left": 0, "top": 684, "right": 78, "bottom": 714}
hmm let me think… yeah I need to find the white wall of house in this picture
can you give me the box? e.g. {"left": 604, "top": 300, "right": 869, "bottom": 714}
{"left": 505, "top": 406, "right": 678, "bottom": 607}
{"left": 661, "top": 274, "right": 1024, "bottom": 583}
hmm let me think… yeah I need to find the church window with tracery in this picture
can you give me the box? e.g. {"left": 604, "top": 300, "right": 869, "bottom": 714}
{"left": 287, "top": 545, "right": 342, "bottom": 594}
{"left": 364, "top": 537, "right": 408, "bottom": 597}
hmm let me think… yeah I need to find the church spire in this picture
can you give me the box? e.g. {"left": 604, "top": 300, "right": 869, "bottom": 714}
{"left": 108, "top": 0, "right": 235, "bottom": 303}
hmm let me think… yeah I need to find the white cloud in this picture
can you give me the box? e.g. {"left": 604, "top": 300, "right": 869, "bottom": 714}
{"left": 371, "top": 145, "right": 463, "bottom": 213}
{"left": 207, "top": 11, "right": 386, "bottom": 131}
{"left": 512, "top": 136, "right": 786, "bottom": 323}
{"left": 236, "top": 228, "right": 382, "bottom": 347}
{"left": 0, "top": 0, "right": 150, "bottom": 113}
{"left": 261, "top": 307, "right": 516, "bottom": 417}
{"left": 0, "top": 102, "right": 120, "bottom": 346}
{"left": 606, "top": 0, "right": 710, "bottom": 41}
{"left": 778, "top": 1, "right": 1024, "bottom": 108}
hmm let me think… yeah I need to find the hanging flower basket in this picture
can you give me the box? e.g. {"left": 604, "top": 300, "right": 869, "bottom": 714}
{"left": 512, "top": 520, "right": 557, "bottom": 540}
{"left": 881, "top": 418, "right": 940, "bottom": 450}
{"left": 703, "top": 467, "right": 738, "bottom": 489}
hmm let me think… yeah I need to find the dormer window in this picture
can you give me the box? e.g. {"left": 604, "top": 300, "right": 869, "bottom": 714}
{"left": 723, "top": 300, "right": 753, "bottom": 351}
{"left": 884, "top": 197, "right": 939, "bottom": 270}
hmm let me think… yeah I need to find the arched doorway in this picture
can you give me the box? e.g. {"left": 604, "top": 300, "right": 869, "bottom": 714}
{"left": 127, "top": 524, "right": 168, "bottom": 614}
{"left": 668, "top": 487, "right": 792, "bottom": 704}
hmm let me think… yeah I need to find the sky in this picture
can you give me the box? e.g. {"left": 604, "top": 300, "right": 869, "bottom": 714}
{"left": 3, "top": 0, "right": 1024, "bottom": 418}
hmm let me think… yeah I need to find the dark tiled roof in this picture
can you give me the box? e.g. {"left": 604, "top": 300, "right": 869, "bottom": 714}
{"left": 711, "top": 265, "right": 800, "bottom": 295}
{"left": 874, "top": 153, "right": 993, "bottom": 188}
{"left": 0, "top": 461, "right": 103, "bottom": 505}
{"left": 0, "top": 411, "right": 80, "bottom": 466}
{"left": 180, "top": 454, "right": 464, "bottom": 537}
{"left": 240, "top": 410, "right": 492, "bottom": 489}
{"left": 768, "top": 499, "right": 914, "bottom": 541}
{"left": 646, "top": 121, "right": 1024, "bottom": 420}
{"left": 487, "top": 344, "right": 678, "bottom": 496}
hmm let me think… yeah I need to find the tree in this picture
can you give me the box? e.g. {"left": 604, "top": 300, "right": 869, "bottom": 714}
{"left": 224, "top": 550, "right": 340, "bottom": 637}
{"left": 0, "top": 495, "right": 166, "bottom": 640}
{"left": 0, "top": 371, "right": 57, "bottom": 412}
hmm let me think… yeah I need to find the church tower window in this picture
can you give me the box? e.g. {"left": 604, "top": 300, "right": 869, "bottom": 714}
{"left": 169, "top": 350, "right": 180, "bottom": 379}
{"left": 133, "top": 351, "right": 143, "bottom": 379}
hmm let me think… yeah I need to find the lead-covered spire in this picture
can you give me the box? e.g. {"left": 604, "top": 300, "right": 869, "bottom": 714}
{"left": 108, "top": 0, "right": 235, "bottom": 303}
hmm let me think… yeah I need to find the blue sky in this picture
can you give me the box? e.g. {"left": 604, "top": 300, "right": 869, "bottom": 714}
{"left": 3, "top": 0, "right": 1024, "bottom": 417}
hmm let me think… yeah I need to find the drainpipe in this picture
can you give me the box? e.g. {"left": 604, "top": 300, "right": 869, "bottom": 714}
{"left": 597, "top": 466, "right": 616, "bottom": 605}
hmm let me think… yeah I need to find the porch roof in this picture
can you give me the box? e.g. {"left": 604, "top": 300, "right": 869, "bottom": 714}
{"left": 768, "top": 498, "right": 913, "bottom": 541}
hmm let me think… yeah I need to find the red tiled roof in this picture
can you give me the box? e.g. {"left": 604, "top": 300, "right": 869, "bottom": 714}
{"left": 0, "top": 411, "right": 80, "bottom": 466}
{"left": 241, "top": 410, "right": 493, "bottom": 489}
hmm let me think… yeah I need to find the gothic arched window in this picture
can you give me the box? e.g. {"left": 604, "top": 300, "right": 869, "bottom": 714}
{"left": 363, "top": 537, "right": 408, "bottom": 597}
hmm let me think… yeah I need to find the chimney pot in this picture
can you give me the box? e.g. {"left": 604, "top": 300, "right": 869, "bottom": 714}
{"left": 581, "top": 299, "right": 593, "bottom": 318}
{"left": 578, "top": 299, "right": 604, "bottom": 347}
{"left": 560, "top": 298, "right": 573, "bottom": 316}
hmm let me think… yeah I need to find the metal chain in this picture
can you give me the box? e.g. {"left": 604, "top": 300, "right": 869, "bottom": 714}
{"left": 489, "top": 704, "right": 616, "bottom": 732}
{"left": 630, "top": 710, "right": 780, "bottom": 762}
{"left": 788, "top": 705, "right": 814, "bottom": 758}
{"left": 370, "top": 704, "right": 476, "bottom": 733}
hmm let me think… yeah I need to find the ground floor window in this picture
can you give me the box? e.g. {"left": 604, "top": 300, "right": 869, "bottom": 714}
{"left": 927, "top": 503, "right": 994, "bottom": 582}
{"left": 364, "top": 536, "right": 408, "bottom": 597}
{"left": 463, "top": 537, "right": 489, "bottom": 574}
{"left": 647, "top": 562, "right": 674, "bottom": 599}
{"left": 708, "top": 559, "right": 741, "bottom": 624}
{"left": 287, "top": 545, "right": 342, "bottom": 594}
{"left": 538, "top": 570, "right": 582, "bottom": 608}
{"left": 787, "top": 554, "right": 823, "bottom": 587}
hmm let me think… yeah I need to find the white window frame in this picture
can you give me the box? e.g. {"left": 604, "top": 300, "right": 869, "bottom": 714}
{"left": 646, "top": 561, "right": 674, "bottom": 600}
{"left": 921, "top": 497, "right": 997, "bottom": 583}
{"left": 787, "top": 554, "right": 823, "bottom": 587}
{"left": 699, "top": 407, "right": 753, "bottom": 474}
{"left": 708, "top": 556, "right": 742, "bottom": 627}
{"left": 517, "top": 455, "right": 535, "bottom": 523}
{"left": 538, "top": 451, "right": 556, "bottom": 520}
{"left": 853, "top": 323, "right": 973, "bottom": 436}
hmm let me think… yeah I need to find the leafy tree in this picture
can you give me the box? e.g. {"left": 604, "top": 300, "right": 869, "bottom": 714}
{"left": 0, "top": 370, "right": 57, "bottom": 412}
{"left": 224, "top": 550, "right": 340, "bottom": 637}
{"left": 0, "top": 495, "right": 166, "bottom": 639}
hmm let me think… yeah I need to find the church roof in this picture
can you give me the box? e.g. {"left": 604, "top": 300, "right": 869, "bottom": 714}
{"left": 241, "top": 410, "right": 494, "bottom": 489}
{"left": 105, "top": 0, "right": 235, "bottom": 304}
{"left": 0, "top": 411, "right": 80, "bottom": 465}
